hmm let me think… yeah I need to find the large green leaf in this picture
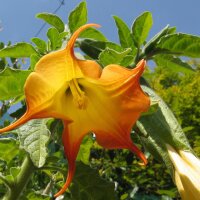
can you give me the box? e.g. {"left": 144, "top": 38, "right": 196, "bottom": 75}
{"left": 17, "top": 119, "right": 50, "bottom": 168}
{"left": 0, "top": 43, "right": 36, "bottom": 58}
{"left": 154, "top": 54, "right": 194, "bottom": 74}
{"left": 113, "top": 16, "right": 135, "bottom": 50}
{"left": 99, "top": 48, "right": 133, "bottom": 66}
{"left": 132, "top": 12, "right": 153, "bottom": 47}
{"left": 36, "top": 13, "right": 65, "bottom": 33}
{"left": 68, "top": 1, "right": 87, "bottom": 33}
{"left": 156, "top": 33, "right": 200, "bottom": 57}
{"left": 0, "top": 138, "right": 19, "bottom": 161}
{"left": 137, "top": 85, "right": 191, "bottom": 174}
{"left": 70, "top": 162, "right": 116, "bottom": 200}
{"left": 0, "top": 68, "right": 31, "bottom": 100}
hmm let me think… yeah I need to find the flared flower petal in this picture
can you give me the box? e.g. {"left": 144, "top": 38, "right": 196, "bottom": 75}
{"left": 167, "top": 144, "right": 200, "bottom": 200}
{"left": 0, "top": 24, "right": 150, "bottom": 197}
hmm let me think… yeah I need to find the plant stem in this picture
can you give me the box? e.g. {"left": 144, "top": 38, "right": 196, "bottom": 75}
{"left": 3, "top": 155, "right": 35, "bottom": 200}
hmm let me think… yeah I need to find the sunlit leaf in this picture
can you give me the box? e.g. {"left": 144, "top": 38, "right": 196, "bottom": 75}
{"left": 36, "top": 13, "right": 65, "bottom": 33}
{"left": 68, "top": 1, "right": 87, "bottom": 33}
{"left": 80, "top": 28, "right": 107, "bottom": 41}
{"left": 154, "top": 55, "right": 194, "bottom": 73}
{"left": 0, "top": 138, "right": 19, "bottom": 161}
{"left": 113, "top": 16, "right": 135, "bottom": 50}
{"left": 132, "top": 12, "right": 153, "bottom": 47}
{"left": 47, "top": 27, "right": 62, "bottom": 51}
{"left": 77, "top": 135, "right": 93, "bottom": 165}
{"left": 0, "top": 68, "right": 30, "bottom": 100}
{"left": 156, "top": 33, "right": 200, "bottom": 58}
{"left": 0, "top": 43, "right": 36, "bottom": 58}
{"left": 30, "top": 54, "right": 40, "bottom": 70}
{"left": 31, "top": 38, "right": 47, "bottom": 54}
{"left": 17, "top": 119, "right": 50, "bottom": 168}
{"left": 99, "top": 48, "right": 133, "bottom": 66}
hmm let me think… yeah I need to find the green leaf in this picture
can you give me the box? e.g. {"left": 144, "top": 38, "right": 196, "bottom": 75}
{"left": 80, "top": 27, "right": 107, "bottom": 41}
{"left": 68, "top": 1, "right": 87, "bottom": 33}
{"left": 77, "top": 135, "right": 93, "bottom": 165}
{"left": 0, "top": 43, "right": 36, "bottom": 58}
{"left": 113, "top": 16, "right": 135, "bottom": 50}
{"left": 137, "top": 85, "right": 191, "bottom": 174}
{"left": 79, "top": 39, "right": 106, "bottom": 59}
{"left": 47, "top": 27, "right": 61, "bottom": 50}
{"left": 10, "top": 167, "right": 20, "bottom": 180}
{"left": 156, "top": 33, "right": 200, "bottom": 58}
{"left": 0, "top": 68, "right": 31, "bottom": 100}
{"left": 31, "top": 37, "right": 47, "bottom": 54}
{"left": 154, "top": 55, "right": 194, "bottom": 74}
{"left": 23, "top": 191, "right": 51, "bottom": 200}
{"left": 70, "top": 162, "right": 116, "bottom": 200}
{"left": 30, "top": 54, "right": 40, "bottom": 70}
{"left": 36, "top": 13, "right": 65, "bottom": 33}
{"left": 0, "top": 138, "right": 19, "bottom": 161}
{"left": 99, "top": 48, "right": 133, "bottom": 66}
{"left": 132, "top": 12, "right": 153, "bottom": 47}
{"left": 142, "top": 25, "right": 170, "bottom": 57}
{"left": 17, "top": 119, "right": 50, "bottom": 168}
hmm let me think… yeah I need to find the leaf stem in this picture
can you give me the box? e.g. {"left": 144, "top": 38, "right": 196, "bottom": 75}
{"left": 2, "top": 155, "right": 35, "bottom": 200}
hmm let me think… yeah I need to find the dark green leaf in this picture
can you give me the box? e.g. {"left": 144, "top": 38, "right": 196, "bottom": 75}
{"left": 0, "top": 43, "right": 36, "bottom": 58}
{"left": 80, "top": 27, "right": 107, "bottom": 41}
{"left": 142, "top": 25, "right": 170, "bottom": 57}
{"left": 156, "top": 33, "right": 200, "bottom": 57}
{"left": 47, "top": 27, "right": 61, "bottom": 50}
{"left": 70, "top": 162, "right": 116, "bottom": 200}
{"left": 17, "top": 119, "right": 50, "bottom": 168}
{"left": 113, "top": 16, "right": 135, "bottom": 50}
{"left": 154, "top": 55, "right": 194, "bottom": 73}
{"left": 79, "top": 39, "right": 106, "bottom": 59}
{"left": 31, "top": 38, "right": 47, "bottom": 53}
{"left": 0, "top": 68, "right": 30, "bottom": 100}
{"left": 99, "top": 48, "right": 133, "bottom": 66}
{"left": 132, "top": 12, "right": 153, "bottom": 47}
{"left": 68, "top": 1, "right": 87, "bottom": 33}
{"left": 137, "top": 85, "right": 191, "bottom": 174}
{"left": 36, "top": 13, "right": 65, "bottom": 33}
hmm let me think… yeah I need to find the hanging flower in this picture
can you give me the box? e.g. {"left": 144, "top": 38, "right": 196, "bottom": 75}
{"left": 0, "top": 24, "right": 150, "bottom": 197}
{"left": 167, "top": 144, "right": 200, "bottom": 200}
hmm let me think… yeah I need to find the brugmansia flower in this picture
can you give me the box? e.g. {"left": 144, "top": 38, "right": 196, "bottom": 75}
{"left": 0, "top": 24, "right": 150, "bottom": 197}
{"left": 167, "top": 144, "right": 200, "bottom": 200}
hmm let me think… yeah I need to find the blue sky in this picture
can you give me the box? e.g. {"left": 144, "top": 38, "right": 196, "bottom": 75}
{"left": 0, "top": 0, "right": 200, "bottom": 44}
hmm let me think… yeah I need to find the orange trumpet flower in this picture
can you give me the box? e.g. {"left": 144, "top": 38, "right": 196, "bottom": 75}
{"left": 0, "top": 24, "right": 150, "bottom": 197}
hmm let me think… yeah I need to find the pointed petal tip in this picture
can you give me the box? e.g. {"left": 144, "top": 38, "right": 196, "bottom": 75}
{"left": 66, "top": 23, "right": 101, "bottom": 51}
{"left": 136, "top": 59, "right": 146, "bottom": 70}
{"left": 129, "top": 143, "right": 148, "bottom": 166}
{"left": 0, "top": 113, "right": 30, "bottom": 134}
{"left": 54, "top": 163, "right": 76, "bottom": 198}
